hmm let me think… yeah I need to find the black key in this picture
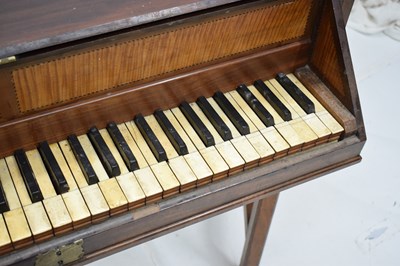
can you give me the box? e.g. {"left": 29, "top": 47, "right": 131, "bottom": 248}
{"left": 253, "top": 79, "right": 292, "bottom": 121}
{"left": 134, "top": 114, "right": 167, "bottom": 162}
{"left": 38, "top": 141, "right": 69, "bottom": 194}
{"left": 14, "top": 149, "right": 43, "bottom": 203}
{"left": 213, "top": 91, "right": 250, "bottom": 135}
{"left": 154, "top": 109, "right": 188, "bottom": 155}
{"left": 196, "top": 96, "right": 232, "bottom": 141}
{"left": 0, "top": 183, "right": 9, "bottom": 213}
{"left": 107, "top": 122, "right": 139, "bottom": 171}
{"left": 88, "top": 127, "right": 121, "bottom": 177}
{"left": 275, "top": 73, "right": 315, "bottom": 114}
{"left": 179, "top": 101, "right": 215, "bottom": 147}
{"left": 68, "top": 134, "right": 99, "bottom": 185}
{"left": 236, "top": 84, "right": 275, "bottom": 127}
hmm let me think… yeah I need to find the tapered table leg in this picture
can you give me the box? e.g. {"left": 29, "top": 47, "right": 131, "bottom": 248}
{"left": 240, "top": 193, "right": 279, "bottom": 266}
{"left": 243, "top": 203, "right": 253, "bottom": 232}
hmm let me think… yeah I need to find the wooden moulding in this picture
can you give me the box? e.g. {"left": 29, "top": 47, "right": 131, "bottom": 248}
{"left": 0, "top": 40, "right": 310, "bottom": 158}
{"left": 0, "top": 135, "right": 365, "bottom": 265}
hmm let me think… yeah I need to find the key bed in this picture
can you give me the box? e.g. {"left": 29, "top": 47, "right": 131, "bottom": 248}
{"left": 0, "top": 74, "right": 343, "bottom": 254}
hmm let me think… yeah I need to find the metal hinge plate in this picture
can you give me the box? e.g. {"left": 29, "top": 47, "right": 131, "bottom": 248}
{"left": 0, "top": 56, "right": 16, "bottom": 65}
{"left": 35, "top": 239, "right": 84, "bottom": 266}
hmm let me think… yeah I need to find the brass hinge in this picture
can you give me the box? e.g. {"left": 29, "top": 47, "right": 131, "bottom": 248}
{"left": 0, "top": 56, "right": 16, "bottom": 65}
{"left": 35, "top": 239, "right": 84, "bottom": 266}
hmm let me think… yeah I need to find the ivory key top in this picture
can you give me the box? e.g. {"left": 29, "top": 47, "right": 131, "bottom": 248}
{"left": 99, "top": 128, "right": 129, "bottom": 175}
{"left": 107, "top": 122, "right": 139, "bottom": 171}
{"left": 164, "top": 109, "right": 213, "bottom": 185}
{"left": 226, "top": 91, "right": 291, "bottom": 157}
{"left": 145, "top": 114, "right": 179, "bottom": 160}
{"left": 270, "top": 77, "right": 331, "bottom": 143}
{"left": 38, "top": 141, "right": 69, "bottom": 193}
{"left": 4, "top": 157, "right": 53, "bottom": 242}
{"left": 59, "top": 140, "right": 110, "bottom": 223}
{"left": 88, "top": 127, "right": 121, "bottom": 177}
{"left": 26, "top": 149, "right": 74, "bottom": 235}
{"left": 266, "top": 79, "right": 320, "bottom": 148}
{"left": 168, "top": 156, "right": 199, "bottom": 191}
{"left": 13, "top": 149, "right": 43, "bottom": 202}
{"left": 246, "top": 85, "right": 303, "bottom": 154}
{"left": 286, "top": 74, "right": 344, "bottom": 141}
{"left": 135, "top": 114, "right": 167, "bottom": 162}
{"left": 154, "top": 109, "right": 188, "bottom": 156}
{"left": 0, "top": 214, "right": 12, "bottom": 255}
{"left": 207, "top": 97, "right": 261, "bottom": 168}
{"left": 3, "top": 208, "right": 32, "bottom": 249}
{"left": 98, "top": 178, "right": 128, "bottom": 216}
{"left": 117, "top": 123, "right": 148, "bottom": 169}
{"left": 43, "top": 195, "right": 73, "bottom": 235}
{"left": 50, "top": 143, "right": 91, "bottom": 228}
{"left": 190, "top": 101, "right": 245, "bottom": 175}
{"left": 77, "top": 134, "right": 109, "bottom": 181}
{"left": 116, "top": 172, "right": 145, "bottom": 210}
{"left": 150, "top": 162, "right": 180, "bottom": 198}
{"left": 68, "top": 134, "right": 99, "bottom": 185}
{"left": 23, "top": 202, "right": 53, "bottom": 242}
{"left": 134, "top": 167, "right": 163, "bottom": 204}
{"left": 171, "top": 107, "right": 228, "bottom": 180}
{"left": 125, "top": 121, "right": 158, "bottom": 166}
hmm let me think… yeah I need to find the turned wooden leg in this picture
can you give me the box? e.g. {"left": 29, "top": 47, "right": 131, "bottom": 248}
{"left": 240, "top": 193, "right": 279, "bottom": 266}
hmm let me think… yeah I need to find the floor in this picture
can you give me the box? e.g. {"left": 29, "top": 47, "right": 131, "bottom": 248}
{"left": 90, "top": 14, "right": 400, "bottom": 266}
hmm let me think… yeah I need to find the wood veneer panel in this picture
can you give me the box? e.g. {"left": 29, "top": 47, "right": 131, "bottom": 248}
{"left": 12, "top": 0, "right": 313, "bottom": 113}
{"left": 310, "top": 0, "right": 350, "bottom": 110}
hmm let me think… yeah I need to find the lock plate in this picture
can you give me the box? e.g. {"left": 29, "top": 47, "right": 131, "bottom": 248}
{"left": 35, "top": 239, "right": 84, "bottom": 266}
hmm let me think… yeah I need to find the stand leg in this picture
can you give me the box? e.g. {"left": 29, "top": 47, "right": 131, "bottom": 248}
{"left": 240, "top": 193, "right": 279, "bottom": 266}
{"left": 243, "top": 203, "right": 253, "bottom": 232}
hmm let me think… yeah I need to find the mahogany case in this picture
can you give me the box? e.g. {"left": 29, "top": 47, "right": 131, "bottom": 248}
{"left": 0, "top": 0, "right": 365, "bottom": 265}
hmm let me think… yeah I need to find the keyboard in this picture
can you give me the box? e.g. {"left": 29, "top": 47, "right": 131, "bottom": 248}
{"left": 0, "top": 73, "right": 343, "bottom": 253}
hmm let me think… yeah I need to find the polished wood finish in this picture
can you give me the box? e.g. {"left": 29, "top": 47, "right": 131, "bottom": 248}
{"left": 0, "top": 0, "right": 365, "bottom": 265}
{"left": 240, "top": 194, "right": 279, "bottom": 266}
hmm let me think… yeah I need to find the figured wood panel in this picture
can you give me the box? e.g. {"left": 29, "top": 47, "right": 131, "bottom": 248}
{"left": 12, "top": 0, "right": 313, "bottom": 113}
{"left": 311, "top": 0, "right": 350, "bottom": 109}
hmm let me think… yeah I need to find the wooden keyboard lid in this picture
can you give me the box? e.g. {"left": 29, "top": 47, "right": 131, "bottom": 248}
{"left": 0, "top": 0, "right": 246, "bottom": 58}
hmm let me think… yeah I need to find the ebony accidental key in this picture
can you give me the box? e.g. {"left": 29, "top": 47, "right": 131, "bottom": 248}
{"left": 107, "top": 122, "right": 139, "bottom": 171}
{"left": 154, "top": 109, "right": 188, "bottom": 155}
{"left": 253, "top": 79, "right": 292, "bottom": 121}
{"left": 275, "top": 73, "right": 315, "bottom": 114}
{"left": 179, "top": 101, "right": 215, "bottom": 147}
{"left": 197, "top": 96, "right": 232, "bottom": 141}
{"left": 135, "top": 114, "right": 167, "bottom": 162}
{"left": 38, "top": 141, "right": 69, "bottom": 194}
{"left": 0, "top": 183, "right": 9, "bottom": 213}
{"left": 88, "top": 126, "right": 121, "bottom": 177}
{"left": 213, "top": 91, "right": 250, "bottom": 135}
{"left": 14, "top": 149, "right": 43, "bottom": 202}
{"left": 68, "top": 134, "right": 99, "bottom": 185}
{"left": 236, "top": 84, "right": 275, "bottom": 127}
